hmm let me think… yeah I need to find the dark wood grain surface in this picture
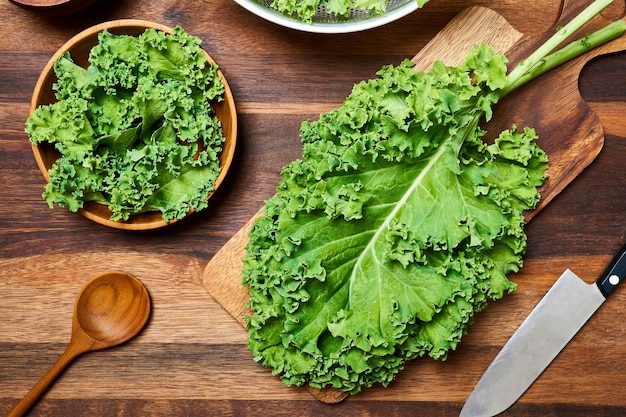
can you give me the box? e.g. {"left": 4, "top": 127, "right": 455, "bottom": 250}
{"left": 1, "top": 0, "right": 626, "bottom": 415}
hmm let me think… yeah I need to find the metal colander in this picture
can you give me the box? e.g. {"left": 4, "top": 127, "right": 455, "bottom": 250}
{"left": 234, "top": 0, "right": 421, "bottom": 33}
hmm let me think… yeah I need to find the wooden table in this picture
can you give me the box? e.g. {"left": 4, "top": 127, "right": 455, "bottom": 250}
{"left": 1, "top": 0, "right": 625, "bottom": 415}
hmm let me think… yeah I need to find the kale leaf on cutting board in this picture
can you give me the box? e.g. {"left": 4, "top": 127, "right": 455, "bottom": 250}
{"left": 242, "top": 1, "right": 626, "bottom": 394}
{"left": 243, "top": 47, "right": 547, "bottom": 393}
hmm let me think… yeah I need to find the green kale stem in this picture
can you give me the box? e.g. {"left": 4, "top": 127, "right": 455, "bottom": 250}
{"left": 502, "top": 0, "right": 625, "bottom": 96}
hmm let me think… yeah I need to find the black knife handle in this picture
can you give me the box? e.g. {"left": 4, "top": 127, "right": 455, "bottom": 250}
{"left": 596, "top": 241, "right": 626, "bottom": 298}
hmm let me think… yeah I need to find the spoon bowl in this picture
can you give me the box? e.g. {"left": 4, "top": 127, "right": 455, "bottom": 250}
{"left": 8, "top": 272, "right": 151, "bottom": 417}
{"left": 75, "top": 272, "right": 151, "bottom": 348}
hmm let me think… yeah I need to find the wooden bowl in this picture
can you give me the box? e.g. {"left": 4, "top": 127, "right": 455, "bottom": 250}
{"left": 10, "top": 0, "right": 101, "bottom": 15}
{"left": 30, "top": 20, "right": 237, "bottom": 231}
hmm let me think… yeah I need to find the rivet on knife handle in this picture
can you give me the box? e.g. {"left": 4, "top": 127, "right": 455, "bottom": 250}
{"left": 596, "top": 241, "right": 626, "bottom": 297}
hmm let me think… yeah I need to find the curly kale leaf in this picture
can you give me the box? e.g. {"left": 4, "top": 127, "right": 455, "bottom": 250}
{"left": 268, "top": 0, "right": 429, "bottom": 24}
{"left": 26, "top": 26, "right": 226, "bottom": 222}
{"left": 243, "top": 45, "right": 548, "bottom": 394}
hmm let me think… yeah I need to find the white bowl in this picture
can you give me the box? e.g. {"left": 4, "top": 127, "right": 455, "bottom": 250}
{"left": 234, "top": 0, "right": 420, "bottom": 33}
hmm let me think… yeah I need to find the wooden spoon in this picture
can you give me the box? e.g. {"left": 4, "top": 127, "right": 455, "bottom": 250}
{"left": 8, "top": 271, "right": 151, "bottom": 417}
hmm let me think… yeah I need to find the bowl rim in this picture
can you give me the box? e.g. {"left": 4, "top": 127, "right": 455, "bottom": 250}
{"left": 9, "top": 0, "right": 101, "bottom": 15}
{"left": 233, "top": 0, "right": 418, "bottom": 34}
{"left": 30, "top": 19, "right": 238, "bottom": 231}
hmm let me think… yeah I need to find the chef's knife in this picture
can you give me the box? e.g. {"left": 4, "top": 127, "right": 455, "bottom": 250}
{"left": 460, "top": 241, "right": 626, "bottom": 417}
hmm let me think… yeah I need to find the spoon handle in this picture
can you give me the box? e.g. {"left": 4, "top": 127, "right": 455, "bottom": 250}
{"left": 7, "top": 341, "right": 84, "bottom": 417}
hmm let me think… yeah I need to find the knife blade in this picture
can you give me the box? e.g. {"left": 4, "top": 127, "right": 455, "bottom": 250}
{"left": 460, "top": 241, "right": 626, "bottom": 417}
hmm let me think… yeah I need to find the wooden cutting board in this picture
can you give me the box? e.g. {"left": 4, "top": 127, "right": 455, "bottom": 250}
{"left": 203, "top": 1, "right": 626, "bottom": 404}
